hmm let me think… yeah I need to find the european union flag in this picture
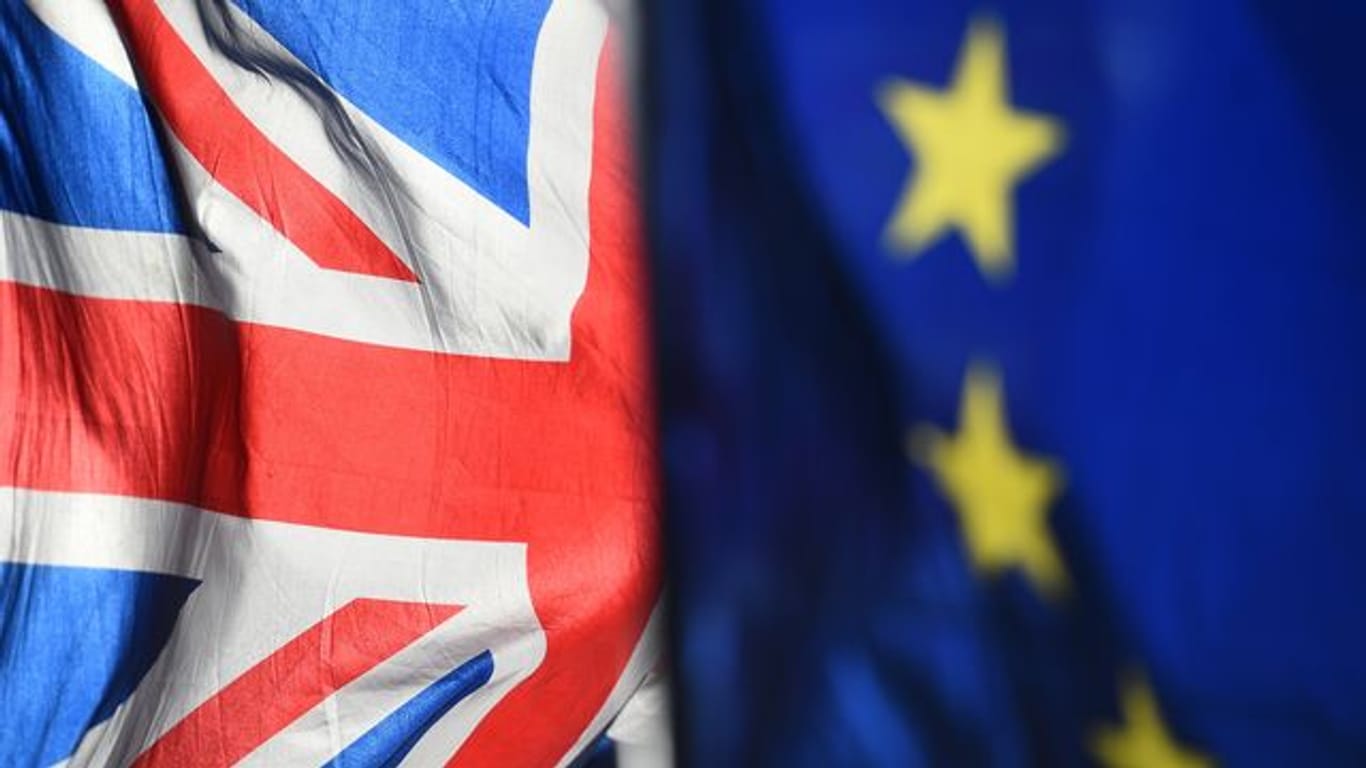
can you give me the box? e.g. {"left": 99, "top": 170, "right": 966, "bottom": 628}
{"left": 643, "top": 1, "right": 1366, "bottom": 765}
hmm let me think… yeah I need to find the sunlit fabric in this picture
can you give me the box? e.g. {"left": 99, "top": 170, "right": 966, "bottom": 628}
{"left": 0, "top": 0, "right": 659, "bottom": 764}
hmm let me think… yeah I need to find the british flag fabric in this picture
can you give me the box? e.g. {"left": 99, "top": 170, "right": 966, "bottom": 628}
{"left": 0, "top": 0, "right": 661, "bottom": 765}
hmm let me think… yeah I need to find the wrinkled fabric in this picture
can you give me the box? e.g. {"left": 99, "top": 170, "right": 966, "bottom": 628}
{"left": 1, "top": 0, "right": 659, "bottom": 765}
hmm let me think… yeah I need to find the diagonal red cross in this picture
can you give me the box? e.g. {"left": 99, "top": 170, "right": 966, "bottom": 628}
{"left": 108, "top": 0, "right": 417, "bottom": 283}
{"left": 0, "top": 7, "right": 657, "bottom": 764}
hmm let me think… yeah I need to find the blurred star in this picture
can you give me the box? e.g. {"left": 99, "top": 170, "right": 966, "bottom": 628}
{"left": 877, "top": 17, "right": 1064, "bottom": 281}
{"left": 910, "top": 363, "right": 1066, "bottom": 597}
{"left": 1092, "top": 674, "right": 1212, "bottom": 768}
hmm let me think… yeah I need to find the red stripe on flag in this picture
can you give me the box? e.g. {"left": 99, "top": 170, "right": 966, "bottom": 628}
{"left": 445, "top": 34, "right": 656, "bottom": 767}
{"left": 133, "top": 599, "right": 462, "bottom": 767}
{"left": 105, "top": 0, "right": 417, "bottom": 283}
{"left": 0, "top": 32, "right": 656, "bottom": 766}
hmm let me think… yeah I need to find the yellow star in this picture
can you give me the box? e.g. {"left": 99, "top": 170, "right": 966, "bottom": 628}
{"left": 876, "top": 17, "right": 1064, "bottom": 281}
{"left": 909, "top": 363, "right": 1066, "bottom": 597}
{"left": 1092, "top": 673, "right": 1213, "bottom": 768}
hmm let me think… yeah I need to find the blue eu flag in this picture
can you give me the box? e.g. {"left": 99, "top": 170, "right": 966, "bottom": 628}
{"left": 643, "top": 1, "right": 1366, "bottom": 765}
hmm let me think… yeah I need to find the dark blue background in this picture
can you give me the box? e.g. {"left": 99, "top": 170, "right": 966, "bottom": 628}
{"left": 644, "top": 0, "right": 1366, "bottom": 764}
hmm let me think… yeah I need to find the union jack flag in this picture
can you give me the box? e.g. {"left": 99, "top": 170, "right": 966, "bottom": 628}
{"left": 0, "top": 0, "right": 662, "bottom": 765}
